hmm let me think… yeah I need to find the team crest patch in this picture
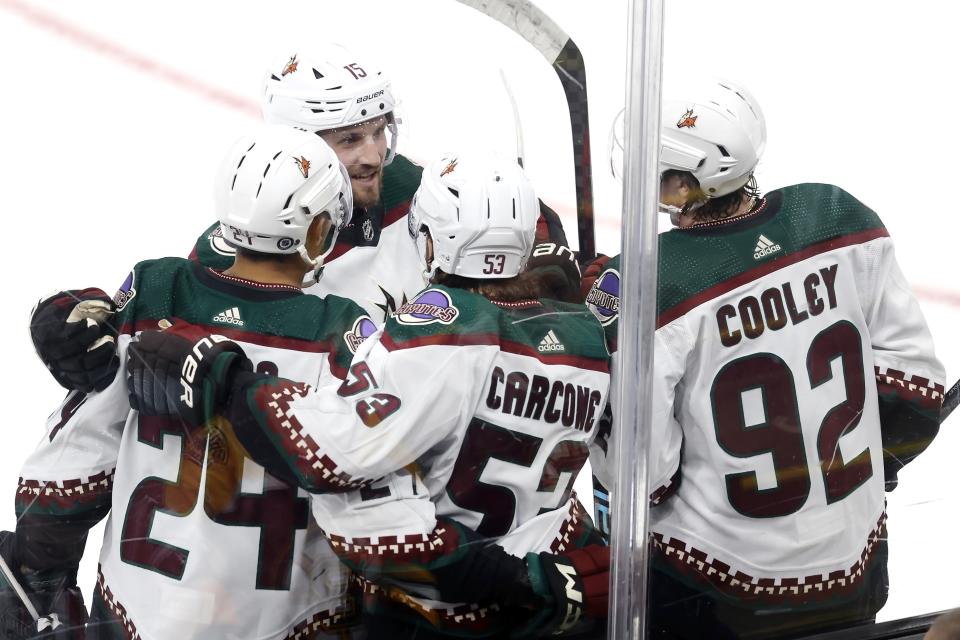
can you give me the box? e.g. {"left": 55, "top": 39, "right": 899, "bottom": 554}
{"left": 344, "top": 315, "right": 378, "bottom": 353}
{"left": 209, "top": 226, "right": 237, "bottom": 257}
{"left": 395, "top": 289, "right": 459, "bottom": 325}
{"left": 440, "top": 158, "right": 458, "bottom": 177}
{"left": 281, "top": 54, "right": 298, "bottom": 76}
{"left": 113, "top": 272, "right": 137, "bottom": 311}
{"left": 294, "top": 156, "right": 310, "bottom": 178}
{"left": 585, "top": 268, "right": 620, "bottom": 326}
{"left": 676, "top": 108, "right": 698, "bottom": 128}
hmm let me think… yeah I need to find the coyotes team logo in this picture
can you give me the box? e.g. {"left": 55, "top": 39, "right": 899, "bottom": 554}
{"left": 113, "top": 271, "right": 137, "bottom": 311}
{"left": 585, "top": 267, "right": 620, "bottom": 326}
{"left": 344, "top": 315, "right": 378, "bottom": 353}
{"left": 440, "top": 158, "right": 458, "bottom": 177}
{"left": 294, "top": 155, "right": 310, "bottom": 178}
{"left": 676, "top": 108, "right": 697, "bottom": 128}
{"left": 281, "top": 55, "right": 299, "bottom": 76}
{"left": 395, "top": 289, "right": 459, "bottom": 326}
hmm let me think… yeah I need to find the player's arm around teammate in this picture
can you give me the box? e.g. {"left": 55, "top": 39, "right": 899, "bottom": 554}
{"left": 29, "top": 45, "right": 575, "bottom": 392}
{"left": 129, "top": 152, "right": 611, "bottom": 639}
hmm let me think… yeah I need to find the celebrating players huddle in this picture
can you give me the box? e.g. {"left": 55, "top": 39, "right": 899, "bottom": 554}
{"left": 3, "top": 45, "right": 945, "bottom": 640}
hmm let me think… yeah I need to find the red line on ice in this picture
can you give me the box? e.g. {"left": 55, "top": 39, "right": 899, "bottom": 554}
{"left": 5, "top": 0, "right": 960, "bottom": 316}
{"left": 912, "top": 285, "right": 960, "bottom": 309}
{"left": 0, "top": 0, "right": 260, "bottom": 118}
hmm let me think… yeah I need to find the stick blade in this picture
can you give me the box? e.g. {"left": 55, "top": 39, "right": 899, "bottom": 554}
{"left": 453, "top": 0, "right": 569, "bottom": 61}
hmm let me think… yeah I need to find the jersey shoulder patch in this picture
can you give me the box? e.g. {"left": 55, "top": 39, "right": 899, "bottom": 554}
{"left": 314, "top": 294, "right": 378, "bottom": 354}
{"left": 386, "top": 286, "right": 608, "bottom": 365}
{"left": 191, "top": 220, "right": 235, "bottom": 270}
{"left": 113, "top": 257, "right": 193, "bottom": 329}
{"left": 585, "top": 255, "right": 621, "bottom": 327}
{"left": 393, "top": 288, "right": 462, "bottom": 326}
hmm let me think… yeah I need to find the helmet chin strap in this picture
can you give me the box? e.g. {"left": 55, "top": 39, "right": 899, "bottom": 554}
{"left": 298, "top": 245, "right": 324, "bottom": 286}
{"left": 415, "top": 229, "right": 437, "bottom": 286}
{"left": 299, "top": 222, "right": 345, "bottom": 286}
{"left": 661, "top": 195, "right": 708, "bottom": 227}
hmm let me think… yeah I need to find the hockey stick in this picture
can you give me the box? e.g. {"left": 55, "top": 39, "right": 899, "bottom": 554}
{"left": 455, "top": 0, "right": 597, "bottom": 260}
{"left": 942, "top": 377, "right": 960, "bottom": 423}
{"left": 498, "top": 68, "right": 525, "bottom": 168}
{"left": 0, "top": 553, "right": 41, "bottom": 623}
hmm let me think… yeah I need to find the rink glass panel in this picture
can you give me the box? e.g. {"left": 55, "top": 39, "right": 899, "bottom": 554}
{"left": 625, "top": 1, "right": 960, "bottom": 637}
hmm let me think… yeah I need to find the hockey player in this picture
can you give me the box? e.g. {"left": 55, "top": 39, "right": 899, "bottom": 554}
{"left": 586, "top": 78, "right": 946, "bottom": 638}
{"left": 3, "top": 126, "right": 369, "bottom": 639}
{"left": 29, "top": 44, "right": 573, "bottom": 396}
{"left": 127, "top": 152, "right": 611, "bottom": 639}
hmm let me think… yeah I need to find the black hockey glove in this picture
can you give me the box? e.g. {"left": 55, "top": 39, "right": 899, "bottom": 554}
{"left": 0, "top": 532, "right": 87, "bottom": 640}
{"left": 515, "top": 544, "right": 610, "bottom": 638}
{"left": 535, "top": 200, "right": 570, "bottom": 247}
{"left": 127, "top": 322, "right": 252, "bottom": 428}
{"left": 525, "top": 242, "right": 583, "bottom": 303}
{"left": 30, "top": 290, "right": 119, "bottom": 394}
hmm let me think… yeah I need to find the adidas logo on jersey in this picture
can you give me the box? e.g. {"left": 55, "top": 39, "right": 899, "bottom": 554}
{"left": 212, "top": 307, "right": 244, "bottom": 326}
{"left": 753, "top": 234, "right": 782, "bottom": 260}
{"left": 538, "top": 330, "right": 565, "bottom": 353}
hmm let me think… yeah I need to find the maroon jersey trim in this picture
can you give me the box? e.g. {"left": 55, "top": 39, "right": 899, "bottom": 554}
{"left": 379, "top": 331, "right": 610, "bottom": 373}
{"left": 657, "top": 227, "right": 890, "bottom": 329}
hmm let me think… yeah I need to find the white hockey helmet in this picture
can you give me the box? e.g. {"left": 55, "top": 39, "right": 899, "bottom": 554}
{"left": 660, "top": 78, "right": 766, "bottom": 198}
{"left": 408, "top": 153, "right": 539, "bottom": 281}
{"left": 261, "top": 45, "right": 400, "bottom": 165}
{"left": 609, "top": 78, "right": 766, "bottom": 200}
{"left": 215, "top": 125, "right": 353, "bottom": 281}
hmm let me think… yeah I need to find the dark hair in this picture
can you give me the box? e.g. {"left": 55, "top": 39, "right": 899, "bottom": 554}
{"left": 665, "top": 170, "right": 760, "bottom": 224}
{"left": 432, "top": 269, "right": 564, "bottom": 304}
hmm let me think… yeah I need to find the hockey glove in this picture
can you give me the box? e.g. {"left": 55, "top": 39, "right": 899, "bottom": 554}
{"left": 515, "top": 544, "right": 610, "bottom": 637}
{"left": 127, "top": 322, "right": 252, "bottom": 428}
{"left": 525, "top": 242, "right": 583, "bottom": 303}
{"left": 0, "top": 532, "right": 87, "bottom": 640}
{"left": 30, "top": 290, "right": 118, "bottom": 394}
{"left": 578, "top": 255, "right": 611, "bottom": 303}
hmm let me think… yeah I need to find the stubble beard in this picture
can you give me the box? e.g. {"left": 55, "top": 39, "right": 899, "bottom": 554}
{"left": 351, "top": 170, "right": 383, "bottom": 210}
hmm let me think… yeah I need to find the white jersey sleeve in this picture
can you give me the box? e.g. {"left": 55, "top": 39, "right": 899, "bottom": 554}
{"left": 16, "top": 353, "right": 127, "bottom": 533}
{"left": 229, "top": 326, "right": 498, "bottom": 492}
{"left": 647, "top": 183, "right": 945, "bottom": 609}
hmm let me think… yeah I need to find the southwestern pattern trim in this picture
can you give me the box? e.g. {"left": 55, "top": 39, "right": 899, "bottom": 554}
{"left": 550, "top": 495, "right": 588, "bottom": 553}
{"left": 283, "top": 599, "right": 359, "bottom": 639}
{"left": 875, "top": 367, "right": 945, "bottom": 412}
{"left": 98, "top": 567, "right": 357, "bottom": 640}
{"left": 322, "top": 523, "right": 464, "bottom": 566}
{"left": 16, "top": 470, "right": 114, "bottom": 514}
{"left": 257, "top": 381, "right": 372, "bottom": 492}
{"left": 95, "top": 568, "right": 141, "bottom": 640}
{"left": 652, "top": 512, "right": 887, "bottom": 605}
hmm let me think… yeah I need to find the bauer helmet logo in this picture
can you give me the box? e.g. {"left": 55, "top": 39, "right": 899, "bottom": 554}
{"left": 294, "top": 156, "right": 310, "bottom": 178}
{"left": 440, "top": 158, "right": 458, "bottom": 177}
{"left": 282, "top": 55, "right": 299, "bottom": 76}
{"left": 676, "top": 109, "right": 698, "bottom": 128}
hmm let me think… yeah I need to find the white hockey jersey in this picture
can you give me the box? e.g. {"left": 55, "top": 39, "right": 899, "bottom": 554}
{"left": 224, "top": 286, "right": 610, "bottom": 636}
{"left": 587, "top": 184, "right": 945, "bottom": 610}
{"left": 190, "top": 154, "right": 571, "bottom": 324}
{"left": 192, "top": 155, "right": 427, "bottom": 323}
{"left": 18, "top": 259, "right": 372, "bottom": 640}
